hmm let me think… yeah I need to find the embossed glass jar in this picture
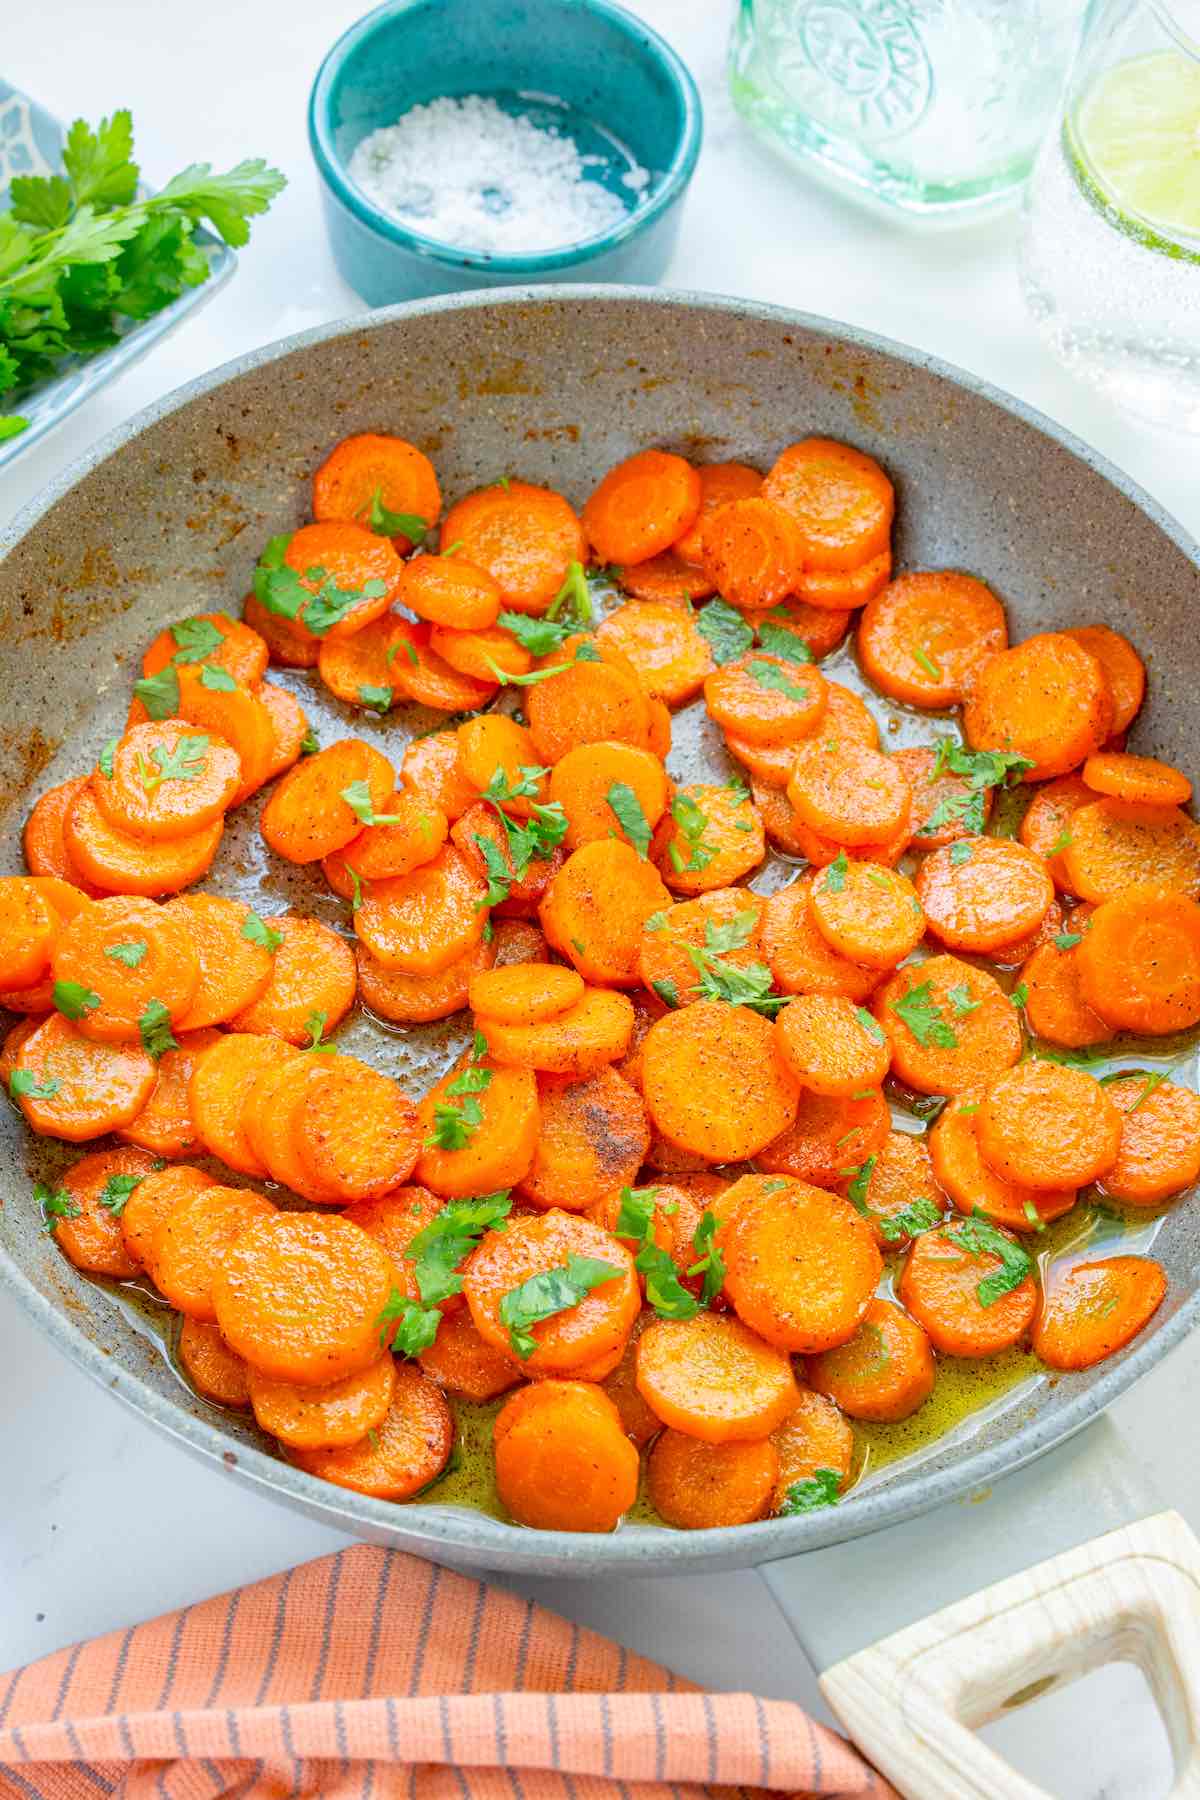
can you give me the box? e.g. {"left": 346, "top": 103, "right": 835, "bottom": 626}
{"left": 729, "top": 0, "right": 1083, "bottom": 222}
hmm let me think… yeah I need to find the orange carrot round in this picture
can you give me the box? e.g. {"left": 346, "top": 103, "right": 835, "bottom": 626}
{"left": 231, "top": 914, "right": 356, "bottom": 1043}
{"left": 540, "top": 838, "right": 670, "bottom": 984}
{"left": 260, "top": 738, "right": 394, "bottom": 864}
{"left": 463, "top": 1208, "right": 639, "bottom": 1375}
{"left": 704, "top": 652, "right": 827, "bottom": 745}
{"left": 477, "top": 985, "right": 634, "bottom": 1077}
{"left": 1076, "top": 885, "right": 1200, "bottom": 1034}
{"left": 1019, "top": 774, "right": 1094, "bottom": 889}
{"left": 762, "top": 438, "right": 894, "bottom": 572}
{"left": 672, "top": 461, "right": 762, "bottom": 563}
{"left": 248, "top": 1355, "right": 396, "bottom": 1450}
{"left": 188, "top": 1031, "right": 300, "bottom": 1176}
{"left": 807, "top": 1298, "right": 935, "bottom": 1422}
{"left": 635, "top": 1311, "right": 799, "bottom": 1443}
{"left": 141, "top": 613, "right": 268, "bottom": 688}
{"left": 415, "top": 1056, "right": 539, "bottom": 1197}
{"left": 312, "top": 431, "right": 441, "bottom": 553}
{"left": 519, "top": 1067, "right": 648, "bottom": 1211}
{"left": 1101, "top": 1076, "right": 1200, "bottom": 1205}
{"left": 23, "top": 777, "right": 101, "bottom": 893}
{"left": 758, "top": 1086, "right": 891, "bottom": 1189}
{"left": 894, "top": 745, "right": 994, "bottom": 851}
{"left": 648, "top": 1430, "right": 779, "bottom": 1530}
{"left": 977, "top": 1061, "right": 1121, "bottom": 1189}
{"left": 1061, "top": 623, "right": 1145, "bottom": 734}
{"left": 1033, "top": 1256, "right": 1166, "bottom": 1370}
{"left": 289, "top": 1364, "right": 453, "bottom": 1498}
{"left": 760, "top": 877, "right": 879, "bottom": 1001}
{"left": 916, "top": 838, "right": 1053, "bottom": 955}
{"left": 584, "top": 449, "right": 701, "bottom": 566}
{"left": 1021, "top": 924, "right": 1110, "bottom": 1050}
{"left": 163, "top": 894, "right": 277, "bottom": 1030}
{"left": 722, "top": 1175, "right": 882, "bottom": 1353}
{"left": 858, "top": 572, "right": 1007, "bottom": 707}
{"left": 153, "top": 1183, "right": 277, "bottom": 1322}
{"left": 844, "top": 1128, "right": 948, "bottom": 1251}
{"left": 595, "top": 600, "right": 715, "bottom": 705}
{"left": 178, "top": 1317, "right": 252, "bottom": 1409}
{"left": 1062, "top": 800, "right": 1200, "bottom": 903}
{"left": 440, "top": 480, "right": 587, "bottom": 614}
{"left": 787, "top": 740, "right": 910, "bottom": 847}
{"left": 963, "top": 633, "right": 1112, "bottom": 781}
{"left": 417, "top": 1307, "right": 522, "bottom": 1403}
{"left": 699, "top": 497, "right": 806, "bottom": 610}
{"left": 642, "top": 1001, "right": 800, "bottom": 1161}
{"left": 1083, "top": 750, "right": 1190, "bottom": 808}
{"left": 455, "top": 714, "right": 546, "bottom": 816}
{"left": 397, "top": 553, "right": 502, "bottom": 630}
{"left": 356, "top": 934, "right": 494, "bottom": 1025}
{"left": 494, "top": 1381, "right": 639, "bottom": 1531}
{"left": 653, "top": 781, "right": 765, "bottom": 897}
{"left": 64, "top": 782, "right": 223, "bottom": 897}
{"left": 469, "top": 962, "right": 584, "bottom": 1024}
{"left": 526, "top": 636, "right": 653, "bottom": 764}
{"left": 121, "top": 1164, "right": 212, "bottom": 1278}
{"left": 771, "top": 1387, "right": 854, "bottom": 1509}
{"left": 354, "top": 846, "right": 487, "bottom": 976}
{"left": 118, "top": 1025, "right": 222, "bottom": 1159}
{"left": 13, "top": 1013, "right": 156, "bottom": 1141}
{"left": 775, "top": 993, "right": 891, "bottom": 1097}
{"left": 48, "top": 1146, "right": 158, "bottom": 1278}
{"left": 899, "top": 1218, "right": 1037, "bottom": 1357}
{"left": 875, "top": 955, "right": 1022, "bottom": 1096}
{"left": 809, "top": 860, "right": 924, "bottom": 969}
{"left": 49, "top": 894, "right": 199, "bottom": 1042}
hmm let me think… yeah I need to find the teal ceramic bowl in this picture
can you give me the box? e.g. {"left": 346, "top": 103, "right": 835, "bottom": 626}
{"left": 308, "top": 0, "right": 702, "bottom": 304}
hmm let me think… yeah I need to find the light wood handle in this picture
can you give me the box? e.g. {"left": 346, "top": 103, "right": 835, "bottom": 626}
{"left": 820, "top": 1510, "right": 1200, "bottom": 1799}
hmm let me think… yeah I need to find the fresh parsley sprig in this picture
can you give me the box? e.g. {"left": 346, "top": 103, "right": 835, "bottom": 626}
{"left": 499, "top": 1253, "right": 619, "bottom": 1359}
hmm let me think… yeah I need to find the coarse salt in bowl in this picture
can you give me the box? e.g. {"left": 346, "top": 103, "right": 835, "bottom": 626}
{"left": 308, "top": 0, "right": 703, "bottom": 304}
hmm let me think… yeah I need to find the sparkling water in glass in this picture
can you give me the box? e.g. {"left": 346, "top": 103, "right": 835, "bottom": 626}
{"left": 729, "top": 0, "right": 1082, "bottom": 222}
{"left": 1019, "top": 0, "right": 1200, "bottom": 430}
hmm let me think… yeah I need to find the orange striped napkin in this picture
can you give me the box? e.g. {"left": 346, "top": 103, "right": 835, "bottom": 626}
{"left": 0, "top": 1544, "right": 897, "bottom": 1800}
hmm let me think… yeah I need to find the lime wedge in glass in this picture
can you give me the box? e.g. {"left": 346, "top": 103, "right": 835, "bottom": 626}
{"left": 1066, "top": 49, "right": 1200, "bottom": 256}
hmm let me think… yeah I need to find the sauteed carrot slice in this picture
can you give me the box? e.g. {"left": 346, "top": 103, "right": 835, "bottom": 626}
{"left": 120, "top": 1165, "right": 212, "bottom": 1279}
{"left": 841, "top": 1129, "right": 947, "bottom": 1252}
{"left": 242, "top": 593, "right": 321, "bottom": 668}
{"left": 893, "top": 746, "right": 993, "bottom": 851}
{"left": 258, "top": 682, "right": 309, "bottom": 782}
{"left": 494, "top": 1381, "right": 639, "bottom": 1531}
{"left": 214, "top": 1210, "right": 396, "bottom": 1385}
{"left": 963, "top": 632, "right": 1111, "bottom": 781}
{"left": 0, "top": 878, "right": 55, "bottom": 990}
{"left": 874, "top": 954, "right": 1021, "bottom": 1096}
{"left": 584, "top": 449, "right": 701, "bottom": 567}
{"left": 50, "top": 894, "right": 199, "bottom": 1042}
{"left": 316, "top": 614, "right": 404, "bottom": 709}
{"left": 1083, "top": 750, "right": 1191, "bottom": 808}
{"left": 546, "top": 742, "right": 668, "bottom": 853}
{"left": 722, "top": 1176, "right": 881, "bottom": 1353}
{"left": 642, "top": 1001, "right": 800, "bottom": 1162}
{"left": 762, "top": 438, "right": 894, "bottom": 572}
{"left": 283, "top": 520, "right": 402, "bottom": 638}
{"left": 787, "top": 740, "right": 910, "bottom": 847}
{"left": 595, "top": 600, "right": 714, "bottom": 705}
{"left": 415, "top": 1056, "right": 539, "bottom": 1198}
{"left": 771, "top": 1388, "right": 854, "bottom": 1509}
{"left": 648, "top": 1431, "right": 779, "bottom": 1529}
{"left": 355, "top": 934, "right": 494, "bottom": 1024}
{"left": 1076, "top": 884, "right": 1200, "bottom": 1033}
{"left": 118, "top": 1026, "right": 222, "bottom": 1159}
{"left": 526, "top": 636, "right": 654, "bottom": 763}
{"left": 760, "top": 877, "right": 879, "bottom": 1001}
{"left": 699, "top": 496, "right": 806, "bottom": 610}
{"left": 141, "top": 612, "right": 269, "bottom": 688}
{"left": 312, "top": 432, "right": 441, "bottom": 554}
{"left": 704, "top": 652, "right": 827, "bottom": 745}
{"left": 541, "top": 839, "right": 670, "bottom": 984}
{"left": 290, "top": 1364, "right": 453, "bottom": 1498}
{"left": 297, "top": 1060, "right": 421, "bottom": 1202}
{"left": 47, "top": 1146, "right": 158, "bottom": 1278}
{"left": 153, "top": 1183, "right": 277, "bottom": 1322}
{"left": 1061, "top": 623, "right": 1145, "bottom": 735}
{"left": 749, "top": 780, "right": 810, "bottom": 857}
{"left": 760, "top": 596, "right": 854, "bottom": 659}
{"left": 355, "top": 846, "right": 488, "bottom": 976}
{"left": 1101, "top": 1076, "right": 1200, "bottom": 1205}
{"left": 14, "top": 1013, "right": 156, "bottom": 1140}
{"left": 758, "top": 1086, "right": 890, "bottom": 1190}
{"left": 440, "top": 479, "right": 587, "bottom": 615}
{"left": 0, "top": 1016, "right": 41, "bottom": 1086}
{"left": 899, "top": 1218, "right": 1037, "bottom": 1358}
{"left": 431, "top": 622, "right": 533, "bottom": 683}
{"left": 672, "top": 461, "right": 763, "bottom": 564}
{"left": 653, "top": 781, "right": 765, "bottom": 896}
{"left": 178, "top": 1317, "right": 252, "bottom": 1409}
{"left": 96, "top": 722, "right": 240, "bottom": 840}
{"left": 808, "top": 1298, "right": 935, "bottom": 1423}
{"left": 809, "top": 860, "right": 924, "bottom": 969}
{"left": 775, "top": 994, "right": 891, "bottom": 1098}
{"left": 1062, "top": 800, "right": 1200, "bottom": 902}
{"left": 468, "top": 962, "right": 584, "bottom": 1025}
{"left": 636, "top": 888, "right": 764, "bottom": 1009}
{"left": 1020, "top": 917, "right": 1110, "bottom": 1050}
{"left": 343, "top": 793, "right": 447, "bottom": 881}
{"left": 794, "top": 551, "right": 892, "bottom": 612}
{"left": 858, "top": 572, "right": 1007, "bottom": 708}
{"left": 64, "top": 784, "right": 223, "bottom": 898}
{"left": 418, "top": 1308, "right": 522, "bottom": 1403}
{"left": 915, "top": 838, "right": 1053, "bottom": 956}
{"left": 635, "top": 1312, "right": 799, "bottom": 1443}
{"left": 476, "top": 985, "right": 634, "bottom": 1076}
{"left": 23, "top": 778, "right": 101, "bottom": 892}
{"left": 231, "top": 915, "right": 356, "bottom": 1043}
{"left": 261, "top": 739, "right": 393, "bottom": 863}
{"left": 977, "top": 1062, "right": 1121, "bottom": 1191}
{"left": 1033, "top": 1256, "right": 1166, "bottom": 1370}
{"left": 188, "top": 1032, "right": 299, "bottom": 1176}
{"left": 451, "top": 801, "right": 563, "bottom": 915}
{"left": 170, "top": 665, "right": 276, "bottom": 802}
{"left": 456, "top": 714, "right": 547, "bottom": 815}
{"left": 464, "top": 1208, "right": 639, "bottom": 1375}
{"left": 247, "top": 1355, "right": 396, "bottom": 1450}
{"left": 163, "top": 894, "right": 276, "bottom": 1030}
{"left": 519, "top": 1067, "right": 648, "bottom": 1212}
{"left": 614, "top": 554, "right": 714, "bottom": 607}
{"left": 1019, "top": 775, "right": 1094, "bottom": 889}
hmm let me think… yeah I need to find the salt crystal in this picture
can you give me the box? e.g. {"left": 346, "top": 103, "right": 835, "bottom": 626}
{"left": 348, "top": 94, "right": 647, "bottom": 255}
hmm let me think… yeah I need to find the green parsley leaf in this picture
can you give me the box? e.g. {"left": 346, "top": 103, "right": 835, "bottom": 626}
{"left": 668, "top": 793, "right": 715, "bottom": 875}
{"left": 946, "top": 983, "right": 979, "bottom": 1016}
{"left": 879, "top": 1195, "right": 944, "bottom": 1244}
{"left": 614, "top": 1185, "right": 660, "bottom": 1244}
{"left": 98, "top": 1171, "right": 145, "bottom": 1216}
{"left": 932, "top": 739, "right": 1036, "bottom": 791}
{"left": 496, "top": 610, "right": 576, "bottom": 657}
{"left": 482, "top": 647, "right": 599, "bottom": 687}
{"left": 340, "top": 779, "right": 401, "bottom": 827}
{"left": 913, "top": 645, "right": 943, "bottom": 681}
{"left": 952, "top": 1217, "right": 1033, "bottom": 1307}
{"left": 1054, "top": 931, "right": 1083, "bottom": 951}
{"left": 104, "top": 940, "right": 147, "bottom": 968}
{"left": 822, "top": 851, "right": 848, "bottom": 894}
{"left": 53, "top": 980, "right": 100, "bottom": 1021}
{"left": 854, "top": 1006, "right": 885, "bottom": 1044}
{"left": 1045, "top": 829, "right": 1074, "bottom": 857}
{"left": 643, "top": 910, "right": 670, "bottom": 933}
{"left": 300, "top": 729, "right": 321, "bottom": 757}
{"left": 778, "top": 1468, "right": 840, "bottom": 1514}
{"left": 1009, "top": 982, "right": 1029, "bottom": 1009}
{"left": 199, "top": 663, "right": 237, "bottom": 692}
{"left": 241, "top": 912, "right": 282, "bottom": 953}
{"left": 473, "top": 833, "right": 513, "bottom": 908}
{"left": 36, "top": 1180, "right": 80, "bottom": 1234}
{"left": 375, "top": 1289, "right": 441, "bottom": 1356}
{"left": 746, "top": 659, "right": 809, "bottom": 704}
{"left": 169, "top": 616, "right": 225, "bottom": 663}
{"left": 139, "top": 998, "right": 177, "bottom": 1059}
{"left": 703, "top": 910, "right": 758, "bottom": 956}
{"left": 1023, "top": 1199, "right": 1047, "bottom": 1232}
{"left": 348, "top": 866, "right": 365, "bottom": 911}
{"left": 132, "top": 665, "right": 180, "bottom": 720}
{"left": 695, "top": 597, "right": 754, "bottom": 665}
{"left": 499, "top": 1253, "right": 620, "bottom": 1359}
{"left": 756, "top": 621, "right": 814, "bottom": 665}
{"left": 358, "top": 685, "right": 392, "bottom": 713}
{"left": 301, "top": 1011, "right": 337, "bottom": 1052}
{"left": 404, "top": 1191, "right": 513, "bottom": 1307}
{"left": 687, "top": 1210, "right": 726, "bottom": 1305}
{"left": 8, "top": 1069, "right": 59, "bottom": 1099}
{"left": 359, "top": 487, "right": 428, "bottom": 542}
{"left": 1129, "top": 1070, "right": 1169, "bottom": 1112}
{"left": 135, "top": 732, "right": 209, "bottom": 794}
{"left": 424, "top": 1062, "right": 493, "bottom": 1150}
{"left": 606, "top": 782, "right": 652, "bottom": 858}
{"left": 844, "top": 1155, "right": 877, "bottom": 1211}
{"left": 949, "top": 840, "right": 974, "bottom": 866}
{"left": 545, "top": 559, "right": 592, "bottom": 627}
{"left": 98, "top": 737, "right": 117, "bottom": 778}
{"left": 890, "top": 981, "right": 957, "bottom": 1048}
{"left": 652, "top": 976, "right": 681, "bottom": 1009}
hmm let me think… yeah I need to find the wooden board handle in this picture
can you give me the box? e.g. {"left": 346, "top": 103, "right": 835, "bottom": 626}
{"left": 819, "top": 1510, "right": 1200, "bottom": 1799}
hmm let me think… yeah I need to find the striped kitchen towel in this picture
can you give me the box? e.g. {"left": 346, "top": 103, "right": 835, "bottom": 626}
{"left": 0, "top": 1544, "right": 897, "bottom": 1799}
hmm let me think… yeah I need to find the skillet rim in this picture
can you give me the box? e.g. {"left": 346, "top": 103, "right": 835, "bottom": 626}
{"left": 1, "top": 283, "right": 1197, "bottom": 1573}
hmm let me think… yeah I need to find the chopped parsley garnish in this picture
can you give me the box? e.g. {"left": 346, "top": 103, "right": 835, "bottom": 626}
{"left": 668, "top": 793, "right": 716, "bottom": 876}
{"left": 854, "top": 1006, "right": 885, "bottom": 1044}
{"left": 844, "top": 1155, "right": 877, "bottom": 1211}
{"left": 778, "top": 1468, "right": 840, "bottom": 1515}
{"left": 135, "top": 733, "right": 209, "bottom": 794}
{"left": 606, "top": 782, "right": 652, "bottom": 858}
{"left": 1045, "top": 829, "right": 1074, "bottom": 857}
{"left": 499, "top": 1253, "right": 619, "bottom": 1359}
{"left": 425, "top": 1054, "right": 493, "bottom": 1151}
{"left": 1129, "top": 1070, "right": 1168, "bottom": 1112}
{"left": 545, "top": 559, "right": 592, "bottom": 627}
{"left": 745, "top": 659, "right": 809, "bottom": 704}
{"left": 952, "top": 1217, "right": 1033, "bottom": 1307}
{"left": 300, "top": 729, "right": 320, "bottom": 756}
{"left": 496, "top": 610, "right": 576, "bottom": 657}
{"left": 918, "top": 739, "right": 1035, "bottom": 839}
{"left": 132, "top": 666, "right": 180, "bottom": 721}
{"left": 53, "top": 980, "right": 100, "bottom": 1021}
{"left": 36, "top": 1181, "right": 79, "bottom": 1234}
{"left": 358, "top": 487, "right": 428, "bottom": 542}
{"left": 358, "top": 684, "right": 393, "bottom": 714}
{"left": 889, "top": 980, "right": 957, "bottom": 1048}
{"left": 375, "top": 1293, "right": 441, "bottom": 1357}
{"left": 1054, "top": 930, "right": 1083, "bottom": 951}
{"left": 615, "top": 1184, "right": 700, "bottom": 1321}
{"left": 695, "top": 597, "right": 753, "bottom": 665}
{"left": 681, "top": 911, "right": 785, "bottom": 1014}
{"left": 340, "top": 780, "right": 401, "bottom": 827}
{"left": 402, "top": 1190, "right": 513, "bottom": 1309}
{"left": 687, "top": 1210, "right": 726, "bottom": 1306}
{"left": 483, "top": 644, "right": 601, "bottom": 686}
{"left": 199, "top": 664, "right": 237, "bottom": 692}
{"left": 252, "top": 535, "right": 387, "bottom": 637}
{"left": 756, "top": 621, "right": 813, "bottom": 665}
{"left": 104, "top": 940, "right": 147, "bottom": 968}
{"left": 98, "top": 737, "right": 117, "bottom": 779}
{"left": 822, "top": 851, "right": 848, "bottom": 894}
{"left": 241, "top": 912, "right": 282, "bottom": 952}
{"left": 912, "top": 645, "right": 943, "bottom": 681}
{"left": 138, "top": 999, "right": 177, "bottom": 1060}
{"left": 8, "top": 1069, "right": 59, "bottom": 1099}
{"left": 1009, "top": 983, "right": 1029, "bottom": 1009}
{"left": 652, "top": 976, "right": 681, "bottom": 1009}
{"left": 169, "top": 617, "right": 226, "bottom": 663}
{"left": 301, "top": 1011, "right": 336, "bottom": 1052}
{"left": 98, "top": 1171, "right": 146, "bottom": 1217}
{"left": 949, "top": 840, "right": 974, "bottom": 866}
{"left": 946, "top": 983, "right": 979, "bottom": 1016}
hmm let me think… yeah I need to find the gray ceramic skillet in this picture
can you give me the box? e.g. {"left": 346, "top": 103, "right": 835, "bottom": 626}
{"left": 1, "top": 286, "right": 1198, "bottom": 1584}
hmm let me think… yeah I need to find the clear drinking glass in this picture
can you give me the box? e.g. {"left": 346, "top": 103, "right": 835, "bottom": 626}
{"left": 729, "top": 0, "right": 1082, "bottom": 222}
{"left": 1019, "top": 0, "right": 1200, "bottom": 430}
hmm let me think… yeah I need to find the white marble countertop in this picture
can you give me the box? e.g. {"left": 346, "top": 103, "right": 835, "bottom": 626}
{"left": 1, "top": 3, "right": 1196, "bottom": 1793}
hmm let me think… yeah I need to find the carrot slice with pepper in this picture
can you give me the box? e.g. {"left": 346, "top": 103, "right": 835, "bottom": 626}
{"left": 64, "top": 782, "right": 223, "bottom": 898}
{"left": 456, "top": 714, "right": 547, "bottom": 816}
{"left": 1063, "top": 800, "right": 1200, "bottom": 903}
{"left": 648, "top": 1431, "right": 779, "bottom": 1530}
{"left": 636, "top": 888, "right": 764, "bottom": 1009}
{"left": 809, "top": 860, "right": 923, "bottom": 969}
{"left": 121, "top": 1165, "right": 212, "bottom": 1278}
{"left": 978, "top": 1061, "right": 1121, "bottom": 1189}
{"left": 900, "top": 1217, "right": 1037, "bottom": 1357}
{"left": 494, "top": 1381, "right": 639, "bottom": 1531}
{"left": 653, "top": 781, "right": 765, "bottom": 897}
{"left": 787, "top": 740, "right": 910, "bottom": 847}
{"left": 259, "top": 682, "right": 310, "bottom": 782}
{"left": 584, "top": 449, "right": 701, "bottom": 566}
{"left": 874, "top": 954, "right": 1022, "bottom": 1096}
{"left": 47, "top": 1146, "right": 158, "bottom": 1278}
{"left": 415, "top": 1055, "right": 540, "bottom": 1198}
{"left": 118, "top": 1026, "right": 222, "bottom": 1159}
{"left": 722, "top": 1175, "right": 881, "bottom": 1353}
{"left": 214, "top": 1210, "right": 397, "bottom": 1385}
{"left": 929, "top": 1092, "right": 1076, "bottom": 1232}
{"left": 843, "top": 1129, "right": 948, "bottom": 1251}
{"left": 808, "top": 1297, "right": 935, "bottom": 1423}
{"left": 154, "top": 1183, "right": 277, "bottom": 1322}
{"left": 1033, "top": 1256, "right": 1166, "bottom": 1370}
{"left": 171, "top": 664, "right": 276, "bottom": 802}
{"left": 794, "top": 551, "right": 892, "bottom": 612}
{"left": 418, "top": 1307, "right": 522, "bottom": 1402}
{"left": 750, "top": 779, "right": 810, "bottom": 857}
{"left": 477, "top": 985, "right": 634, "bottom": 1076}
{"left": 548, "top": 742, "right": 668, "bottom": 853}
{"left": 775, "top": 993, "right": 891, "bottom": 1097}
{"left": 312, "top": 431, "right": 441, "bottom": 553}
{"left": 526, "top": 636, "right": 654, "bottom": 764}
{"left": 450, "top": 801, "right": 563, "bottom": 916}
{"left": 178, "top": 1317, "right": 252, "bottom": 1409}
{"left": 468, "top": 962, "right": 583, "bottom": 1024}
{"left": 398, "top": 552, "right": 503, "bottom": 630}
{"left": 704, "top": 652, "right": 827, "bottom": 745}
{"left": 394, "top": 615, "right": 505, "bottom": 711}
{"left": 540, "top": 838, "right": 670, "bottom": 984}
{"left": 614, "top": 554, "right": 714, "bottom": 607}
{"left": 1018, "top": 774, "right": 1093, "bottom": 890}
{"left": 1083, "top": 750, "right": 1191, "bottom": 808}
{"left": 636, "top": 1311, "right": 799, "bottom": 1443}
{"left": 14, "top": 1013, "right": 156, "bottom": 1141}
{"left": 261, "top": 738, "right": 393, "bottom": 864}
{"left": 964, "top": 632, "right": 1112, "bottom": 780}
{"left": 23, "top": 777, "right": 101, "bottom": 892}
{"left": 518, "top": 1068, "right": 648, "bottom": 1212}
{"left": 1061, "top": 623, "right": 1145, "bottom": 734}
{"left": 1075, "top": 884, "right": 1200, "bottom": 1033}
{"left": 441, "top": 480, "right": 587, "bottom": 615}
{"left": 240, "top": 1055, "right": 341, "bottom": 1204}
{"left": 595, "top": 599, "right": 715, "bottom": 705}
{"left": 230, "top": 914, "right": 356, "bottom": 1043}
{"left": 282, "top": 520, "right": 402, "bottom": 640}
{"left": 296, "top": 1059, "right": 421, "bottom": 1202}
{"left": 141, "top": 612, "right": 269, "bottom": 688}
{"left": 356, "top": 934, "right": 494, "bottom": 1025}
{"left": 771, "top": 1387, "right": 854, "bottom": 1509}
{"left": 290, "top": 1363, "right": 454, "bottom": 1497}
{"left": 242, "top": 593, "right": 322, "bottom": 669}
{"left": 188, "top": 1032, "right": 300, "bottom": 1176}
{"left": 858, "top": 571, "right": 1008, "bottom": 708}
{"left": 759, "top": 1086, "right": 890, "bottom": 1190}
{"left": 430, "top": 622, "right": 533, "bottom": 684}
{"left": 916, "top": 838, "right": 1053, "bottom": 955}
{"left": 316, "top": 613, "right": 405, "bottom": 710}
{"left": 762, "top": 438, "right": 894, "bottom": 572}
{"left": 893, "top": 746, "right": 994, "bottom": 851}
{"left": 354, "top": 845, "right": 487, "bottom": 975}
{"left": 1100, "top": 1076, "right": 1200, "bottom": 1204}
{"left": 699, "top": 497, "right": 806, "bottom": 610}
{"left": 95, "top": 722, "right": 241, "bottom": 842}
{"left": 343, "top": 793, "right": 448, "bottom": 881}
{"left": 162, "top": 894, "right": 276, "bottom": 1030}
{"left": 672, "top": 461, "right": 763, "bottom": 563}
{"left": 48, "top": 894, "right": 199, "bottom": 1044}
{"left": 0, "top": 877, "right": 54, "bottom": 990}
{"left": 760, "top": 876, "right": 879, "bottom": 1001}
{"left": 248, "top": 1355, "right": 396, "bottom": 1450}
{"left": 1021, "top": 916, "right": 1110, "bottom": 1050}
{"left": 642, "top": 1001, "right": 800, "bottom": 1161}
{"left": 464, "top": 1208, "right": 639, "bottom": 1374}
